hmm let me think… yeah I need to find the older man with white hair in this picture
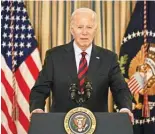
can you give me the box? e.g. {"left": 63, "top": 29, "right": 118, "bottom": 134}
{"left": 29, "top": 8, "right": 134, "bottom": 123}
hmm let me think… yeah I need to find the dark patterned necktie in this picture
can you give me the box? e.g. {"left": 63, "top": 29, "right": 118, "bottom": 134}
{"left": 78, "top": 52, "right": 88, "bottom": 94}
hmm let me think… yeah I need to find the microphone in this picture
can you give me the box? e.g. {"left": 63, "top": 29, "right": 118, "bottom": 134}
{"left": 68, "top": 76, "right": 92, "bottom": 105}
{"left": 69, "top": 83, "right": 78, "bottom": 100}
{"left": 69, "top": 76, "right": 78, "bottom": 101}
{"left": 84, "top": 78, "right": 92, "bottom": 99}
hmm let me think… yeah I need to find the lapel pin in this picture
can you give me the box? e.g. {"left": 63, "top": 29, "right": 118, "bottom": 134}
{"left": 96, "top": 57, "right": 100, "bottom": 59}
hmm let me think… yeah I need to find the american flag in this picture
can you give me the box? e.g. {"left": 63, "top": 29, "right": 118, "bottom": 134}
{"left": 128, "top": 73, "right": 144, "bottom": 94}
{"left": 1, "top": 0, "right": 42, "bottom": 133}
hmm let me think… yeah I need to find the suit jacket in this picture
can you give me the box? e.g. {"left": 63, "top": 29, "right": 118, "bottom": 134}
{"left": 30, "top": 40, "right": 132, "bottom": 113}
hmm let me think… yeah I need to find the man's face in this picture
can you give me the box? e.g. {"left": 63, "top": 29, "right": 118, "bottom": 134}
{"left": 71, "top": 12, "right": 97, "bottom": 50}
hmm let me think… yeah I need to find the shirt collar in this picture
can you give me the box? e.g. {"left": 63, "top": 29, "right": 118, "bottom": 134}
{"left": 73, "top": 41, "right": 92, "bottom": 57}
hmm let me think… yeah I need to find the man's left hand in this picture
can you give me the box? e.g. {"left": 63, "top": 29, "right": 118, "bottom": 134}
{"left": 120, "top": 108, "right": 134, "bottom": 124}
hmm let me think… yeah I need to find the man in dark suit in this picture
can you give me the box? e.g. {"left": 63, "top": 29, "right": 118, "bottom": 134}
{"left": 29, "top": 8, "right": 134, "bottom": 122}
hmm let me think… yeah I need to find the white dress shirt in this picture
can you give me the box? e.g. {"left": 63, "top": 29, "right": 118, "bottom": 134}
{"left": 73, "top": 41, "right": 92, "bottom": 73}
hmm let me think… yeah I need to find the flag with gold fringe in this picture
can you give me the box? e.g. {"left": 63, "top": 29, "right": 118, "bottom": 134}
{"left": 119, "top": 1, "right": 155, "bottom": 134}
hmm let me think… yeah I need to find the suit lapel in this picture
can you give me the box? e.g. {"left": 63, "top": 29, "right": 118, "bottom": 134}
{"left": 64, "top": 41, "right": 78, "bottom": 82}
{"left": 87, "top": 45, "right": 101, "bottom": 81}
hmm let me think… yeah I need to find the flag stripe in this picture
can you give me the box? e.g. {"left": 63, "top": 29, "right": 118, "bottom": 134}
{"left": 131, "top": 86, "right": 140, "bottom": 94}
{"left": 15, "top": 69, "right": 30, "bottom": 102}
{"left": 1, "top": 124, "right": 8, "bottom": 134}
{"left": 1, "top": 83, "right": 12, "bottom": 115}
{"left": 19, "top": 61, "right": 35, "bottom": 90}
{"left": 128, "top": 78, "right": 137, "bottom": 86}
{"left": 128, "top": 76, "right": 136, "bottom": 84}
{"left": 17, "top": 103, "right": 30, "bottom": 132}
{"left": 1, "top": 70, "right": 14, "bottom": 104}
{"left": 25, "top": 53, "right": 40, "bottom": 80}
{"left": 31, "top": 48, "right": 42, "bottom": 71}
{"left": 1, "top": 112, "right": 13, "bottom": 134}
{"left": 1, "top": 98, "right": 17, "bottom": 134}
{"left": 15, "top": 120, "right": 27, "bottom": 134}
{"left": 129, "top": 82, "right": 138, "bottom": 90}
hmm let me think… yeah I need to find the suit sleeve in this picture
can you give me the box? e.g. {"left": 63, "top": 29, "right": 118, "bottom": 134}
{"left": 29, "top": 50, "right": 53, "bottom": 112}
{"left": 109, "top": 53, "right": 132, "bottom": 111}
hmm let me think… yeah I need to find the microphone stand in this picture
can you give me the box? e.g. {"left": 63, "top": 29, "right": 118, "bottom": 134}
{"left": 69, "top": 79, "right": 92, "bottom": 107}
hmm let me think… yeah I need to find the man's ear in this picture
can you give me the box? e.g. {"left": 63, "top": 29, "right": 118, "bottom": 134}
{"left": 70, "top": 27, "right": 74, "bottom": 36}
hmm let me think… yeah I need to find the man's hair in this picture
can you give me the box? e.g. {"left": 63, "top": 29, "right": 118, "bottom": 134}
{"left": 70, "top": 8, "right": 97, "bottom": 28}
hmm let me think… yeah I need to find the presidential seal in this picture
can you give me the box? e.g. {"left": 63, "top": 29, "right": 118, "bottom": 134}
{"left": 64, "top": 107, "right": 96, "bottom": 134}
